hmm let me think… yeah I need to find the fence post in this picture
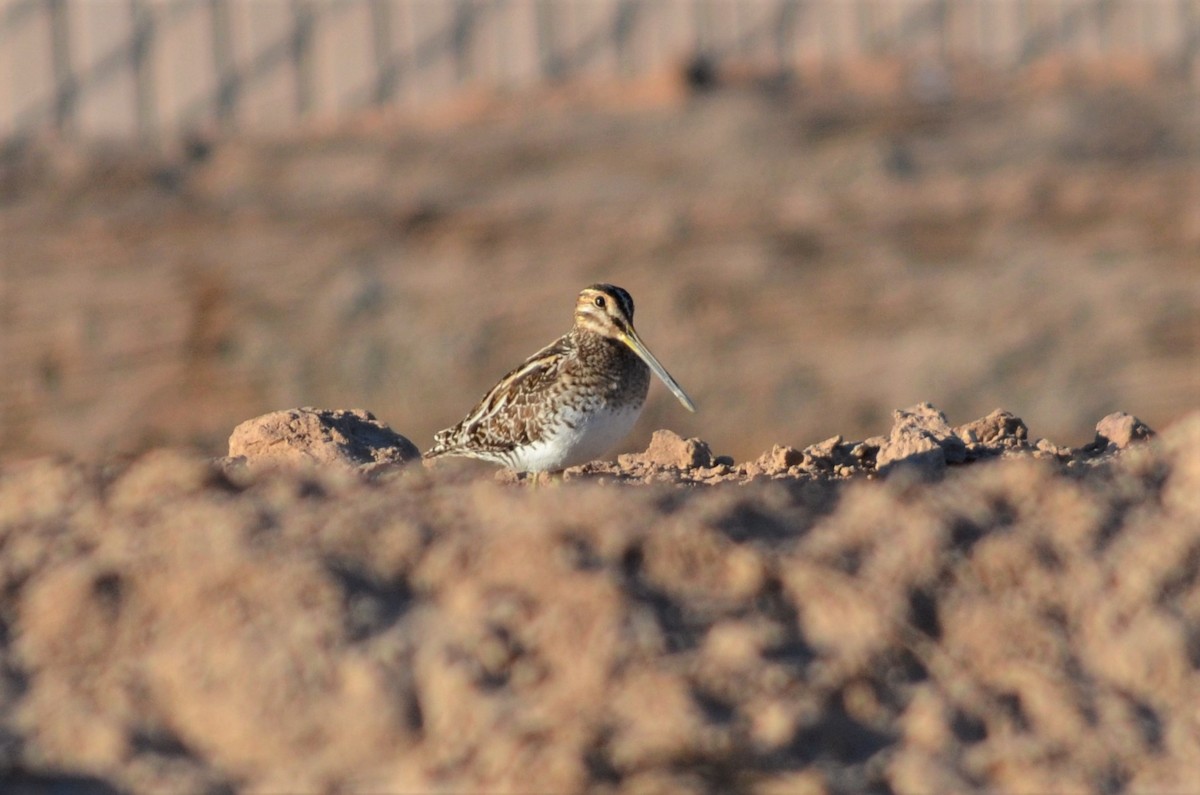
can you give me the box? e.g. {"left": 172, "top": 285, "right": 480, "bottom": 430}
{"left": 291, "top": 0, "right": 315, "bottom": 116}
{"left": 451, "top": 0, "right": 476, "bottom": 84}
{"left": 692, "top": 0, "right": 713, "bottom": 58}
{"left": 370, "top": 0, "right": 397, "bottom": 104}
{"left": 130, "top": 0, "right": 157, "bottom": 140}
{"left": 210, "top": 0, "right": 237, "bottom": 128}
{"left": 774, "top": 0, "right": 801, "bottom": 66}
{"left": 48, "top": 0, "right": 75, "bottom": 134}
{"left": 535, "top": 0, "right": 560, "bottom": 78}
{"left": 5, "top": 0, "right": 1200, "bottom": 142}
{"left": 1180, "top": 0, "right": 1200, "bottom": 81}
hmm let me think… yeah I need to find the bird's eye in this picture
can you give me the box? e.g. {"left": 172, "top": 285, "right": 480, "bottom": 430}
{"left": 594, "top": 296, "right": 606, "bottom": 308}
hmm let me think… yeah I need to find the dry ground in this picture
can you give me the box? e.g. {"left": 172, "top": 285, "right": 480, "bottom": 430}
{"left": 0, "top": 407, "right": 1197, "bottom": 793}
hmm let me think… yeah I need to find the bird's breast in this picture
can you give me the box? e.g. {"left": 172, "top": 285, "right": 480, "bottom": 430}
{"left": 506, "top": 396, "right": 646, "bottom": 473}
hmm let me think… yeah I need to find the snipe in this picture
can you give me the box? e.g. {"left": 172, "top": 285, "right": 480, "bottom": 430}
{"left": 424, "top": 284, "right": 695, "bottom": 473}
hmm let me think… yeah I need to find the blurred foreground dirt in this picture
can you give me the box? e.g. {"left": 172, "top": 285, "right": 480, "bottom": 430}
{"left": 2, "top": 67, "right": 1198, "bottom": 462}
{"left": 0, "top": 406, "right": 1198, "bottom": 793}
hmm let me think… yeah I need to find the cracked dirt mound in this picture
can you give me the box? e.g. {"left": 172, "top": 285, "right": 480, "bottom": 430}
{"left": 0, "top": 408, "right": 1197, "bottom": 794}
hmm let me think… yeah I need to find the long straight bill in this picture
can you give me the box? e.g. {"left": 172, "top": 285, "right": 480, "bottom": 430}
{"left": 621, "top": 330, "right": 697, "bottom": 413}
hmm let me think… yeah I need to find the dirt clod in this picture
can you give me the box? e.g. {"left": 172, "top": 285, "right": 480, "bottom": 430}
{"left": 640, "top": 429, "right": 716, "bottom": 469}
{"left": 876, "top": 403, "right": 967, "bottom": 476}
{"left": 1093, "top": 410, "right": 1156, "bottom": 451}
{"left": 226, "top": 407, "right": 420, "bottom": 473}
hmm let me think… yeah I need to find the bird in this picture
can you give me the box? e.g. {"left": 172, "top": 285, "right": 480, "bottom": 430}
{"left": 424, "top": 283, "right": 695, "bottom": 473}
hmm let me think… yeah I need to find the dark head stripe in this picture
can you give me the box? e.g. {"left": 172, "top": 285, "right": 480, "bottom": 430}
{"left": 587, "top": 283, "right": 635, "bottom": 321}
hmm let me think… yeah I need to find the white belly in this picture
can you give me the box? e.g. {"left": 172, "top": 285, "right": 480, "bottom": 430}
{"left": 507, "top": 403, "right": 644, "bottom": 473}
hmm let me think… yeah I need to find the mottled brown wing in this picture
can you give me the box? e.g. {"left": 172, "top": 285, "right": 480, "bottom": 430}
{"left": 427, "top": 335, "right": 573, "bottom": 457}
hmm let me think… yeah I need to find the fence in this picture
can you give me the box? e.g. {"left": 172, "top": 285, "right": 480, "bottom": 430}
{"left": 2, "top": 0, "right": 1199, "bottom": 141}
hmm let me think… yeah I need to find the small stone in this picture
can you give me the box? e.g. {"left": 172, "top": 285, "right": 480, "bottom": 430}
{"left": 954, "top": 409, "right": 1028, "bottom": 449}
{"left": 641, "top": 429, "right": 715, "bottom": 469}
{"left": 876, "top": 403, "right": 965, "bottom": 476}
{"left": 804, "top": 436, "right": 843, "bottom": 458}
{"left": 878, "top": 433, "right": 945, "bottom": 476}
{"left": 1035, "top": 438, "right": 1063, "bottom": 455}
{"left": 800, "top": 436, "right": 841, "bottom": 472}
{"left": 1094, "top": 412, "right": 1155, "bottom": 450}
{"left": 768, "top": 445, "right": 804, "bottom": 469}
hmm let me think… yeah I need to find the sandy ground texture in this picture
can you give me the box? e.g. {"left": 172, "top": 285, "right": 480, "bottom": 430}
{"left": 2, "top": 63, "right": 1198, "bottom": 464}
{"left": 0, "top": 404, "right": 1198, "bottom": 794}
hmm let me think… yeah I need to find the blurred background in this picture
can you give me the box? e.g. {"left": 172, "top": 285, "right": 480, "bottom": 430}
{"left": 0, "top": 0, "right": 1197, "bottom": 463}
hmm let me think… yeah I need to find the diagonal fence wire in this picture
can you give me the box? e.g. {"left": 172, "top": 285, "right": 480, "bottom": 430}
{"left": 1, "top": 0, "right": 1197, "bottom": 143}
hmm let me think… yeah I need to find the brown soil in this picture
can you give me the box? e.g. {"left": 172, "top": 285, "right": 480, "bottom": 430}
{"left": 0, "top": 406, "right": 1197, "bottom": 793}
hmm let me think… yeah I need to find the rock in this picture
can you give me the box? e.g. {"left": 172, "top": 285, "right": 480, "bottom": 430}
{"left": 1093, "top": 412, "right": 1155, "bottom": 450}
{"left": 640, "top": 429, "right": 715, "bottom": 469}
{"left": 876, "top": 402, "right": 967, "bottom": 477}
{"left": 852, "top": 440, "right": 880, "bottom": 461}
{"left": 952, "top": 409, "right": 1030, "bottom": 461}
{"left": 742, "top": 444, "right": 803, "bottom": 478}
{"left": 558, "top": 408, "right": 1162, "bottom": 486}
{"left": 805, "top": 436, "right": 842, "bottom": 457}
{"left": 227, "top": 408, "right": 420, "bottom": 471}
{"left": 798, "top": 436, "right": 846, "bottom": 475}
{"left": 877, "top": 430, "right": 944, "bottom": 476}
{"left": 765, "top": 444, "right": 804, "bottom": 469}
{"left": 954, "top": 409, "right": 1028, "bottom": 447}
{"left": 1035, "top": 438, "right": 1067, "bottom": 458}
